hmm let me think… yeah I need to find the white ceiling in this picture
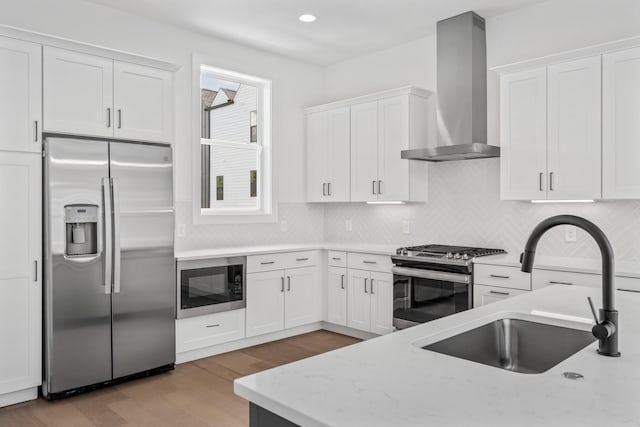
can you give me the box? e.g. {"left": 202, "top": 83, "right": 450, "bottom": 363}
{"left": 83, "top": 0, "right": 548, "bottom": 65}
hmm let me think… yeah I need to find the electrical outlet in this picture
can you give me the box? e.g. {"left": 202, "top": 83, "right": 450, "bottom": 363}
{"left": 176, "top": 224, "right": 186, "bottom": 237}
{"left": 345, "top": 219, "right": 353, "bottom": 232}
{"left": 565, "top": 225, "right": 577, "bottom": 243}
{"left": 402, "top": 221, "right": 410, "bottom": 234}
{"left": 280, "top": 220, "right": 288, "bottom": 232}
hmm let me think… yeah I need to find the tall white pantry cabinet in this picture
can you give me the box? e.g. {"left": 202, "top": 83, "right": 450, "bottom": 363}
{"left": 0, "top": 35, "right": 42, "bottom": 407}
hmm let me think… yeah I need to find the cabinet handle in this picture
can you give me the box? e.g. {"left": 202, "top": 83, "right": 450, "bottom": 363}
{"left": 34, "top": 260, "right": 38, "bottom": 282}
{"left": 281, "top": 277, "right": 285, "bottom": 292}
{"left": 539, "top": 172, "right": 544, "bottom": 191}
{"left": 323, "top": 183, "right": 327, "bottom": 196}
{"left": 618, "top": 288, "right": 640, "bottom": 294}
{"left": 370, "top": 279, "right": 375, "bottom": 294}
{"left": 117, "top": 109, "right": 122, "bottom": 129}
{"left": 260, "top": 261, "right": 275, "bottom": 265}
{"left": 34, "top": 121, "right": 38, "bottom": 142}
{"left": 490, "top": 274, "right": 510, "bottom": 279}
{"left": 341, "top": 274, "right": 345, "bottom": 289}
{"left": 363, "top": 261, "right": 377, "bottom": 265}
{"left": 489, "top": 290, "right": 510, "bottom": 296}
{"left": 296, "top": 258, "right": 309, "bottom": 261}
{"left": 549, "top": 280, "right": 573, "bottom": 286}
{"left": 205, "top": 324, "right": 220, "bottom": 328}
{"left": 364, "top": 278, "right": 368, "bottom": 294}
{"left": 372, "top": 181, "right": 376, "bottom": 195}
{"left": 549, "top": 172, "right": 554, "bottom": 191}
{"left": 328, "top": 182, "right": 332, "bottom": 196}
{"left": 332, "top": 257, "right": 342, "bottom": 261}
{"left": 107, "top": 108, "right": 111, "bottom": 127}
{"left": 378, "top": 180, "right": 382, "bottom": 195}
{"left": 287, "top": 276, "right": 291, "bottom": 291}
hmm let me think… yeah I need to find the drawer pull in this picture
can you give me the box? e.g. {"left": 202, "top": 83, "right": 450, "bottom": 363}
{"left": 205, "top": 324, "right": 220, "bottom": 328}
{"left": 549, "top": 281, "right": 573, "bottom": 286}
{"left": 296, "top": 258, "right": 309, "bottom": 261}
{"left": 363, "top": 261, "right": 377, "bottom": 265}
{"left": 332, "top": 257, "right": 342, "bottom": 261}
{"left": 489, "top": 290, "right": 510, "bottom": 296}
{"left": 260, "top": 261, "right": 275, "bottom": 265}
{"left": 489, "top": 274, "right": 510, "bottom": 279}
{"left": 617, "top": 288, "right": 640, "bottom": 294}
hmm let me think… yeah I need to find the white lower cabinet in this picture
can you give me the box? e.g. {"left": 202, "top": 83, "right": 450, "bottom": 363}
{"left": 327, "top": 266, "right": 348, "bottom": 326}
{"left": 347, "top": 269, "right": 393, "bottom": 335}
{"left": 246, "top": 266, "right": 321, "bottom": 338}
{"left": 473, "top": 264, "right": 531, "bottom": 308}
{"left": 532, "top": 269, "right": 600, "bottom": 291}
{"left": 473, "top": 285, "right": 528, "bottom": 308}
{"left": 176, "top": 310, "right": 245, "bottom": 354}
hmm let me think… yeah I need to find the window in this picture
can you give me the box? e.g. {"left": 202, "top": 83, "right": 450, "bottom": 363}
{"left": 195, "top": 61, "right": 272, "bottom": 220}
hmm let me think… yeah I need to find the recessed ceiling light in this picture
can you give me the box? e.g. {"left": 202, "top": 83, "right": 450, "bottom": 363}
{"left": 299, "top": 14, "right": 316, "bottom": 23}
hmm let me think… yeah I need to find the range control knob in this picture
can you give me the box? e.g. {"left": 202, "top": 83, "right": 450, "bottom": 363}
{"left": 402, "top": 249, "right": 408, "bottom": 255}
{"left": 396, "top": 248, "right": 404, "bottom": 255}
{"left": 462, "top": 253, "right": 470, "bottom": 261}
{"left": 446, "top": 252, "right": 454, "bottom": 259}
{"left": 453, "top": 253, "right": 462, "bottom": 260}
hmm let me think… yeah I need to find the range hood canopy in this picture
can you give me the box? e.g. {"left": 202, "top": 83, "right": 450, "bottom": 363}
{"left": 402, "top": 11, "right": 499, "bottom": 162}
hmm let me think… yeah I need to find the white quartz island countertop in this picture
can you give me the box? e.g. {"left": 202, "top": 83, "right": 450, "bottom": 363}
{"left": 234, "top": 286, "right": 640, "bottom": 427}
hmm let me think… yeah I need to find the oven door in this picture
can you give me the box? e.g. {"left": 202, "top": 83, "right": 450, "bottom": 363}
{"left": 392, "top": 266, "right": 471, "bottom": 329}
{"left": 177, "top": 257, "right": 246, "bottom": 319}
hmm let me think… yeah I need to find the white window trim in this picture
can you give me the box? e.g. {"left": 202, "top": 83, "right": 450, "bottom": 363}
{"left": 191, "top": 54, "right": 276, "bottom": 224}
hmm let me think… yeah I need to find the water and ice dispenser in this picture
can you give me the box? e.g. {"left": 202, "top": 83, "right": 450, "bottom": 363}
{"left": 65, "top": 205, "right": 98, "bottom": 256}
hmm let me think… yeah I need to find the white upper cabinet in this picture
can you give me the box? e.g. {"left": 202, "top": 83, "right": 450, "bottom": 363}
{"left": 350, "top": 101, "right": 379, "bottom": 202}
{"left": 0, "top": 37, "right": 42, "bottom": 153}
{"left": 500, "top": 68, "right": 548, "bottom": 200}
{"left": 547, "top": 56, "right": 601, "bottom": 200}
{"left": 44, "top": 47, "right": 173, "bottom": 143}
{"left": 43, "top": 46, "right": 113, "bottom": 138}
{"left": 113, "top": 61, "right": 173, "bottom": 142}
{"left": 603, "top": 47, "right": 640, "bottom": 199}
{"left": 500, "top": 57, "right": 602, "bottom": 200}
{"left": 306, "top": 107, "right": 350, "bottom": 202}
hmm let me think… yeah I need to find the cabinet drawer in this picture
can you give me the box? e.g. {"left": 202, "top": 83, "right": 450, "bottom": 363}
{"left": 532, "top": 269, "right": 600, "bottom": 290}
{"left": 281, "top": 251, "right": 319, "bottom": 269}
{"left": 347, "top": 252, "right": 393, "bottom": 273}
{"left": 616, "top": 276, "right": 640, "bottom": 294}
{"left": 328, "top": 251, "right": 347, "bottom": 267}
{"left": 247, "top": 253, "right": 287, "bottom": 273}
{"left": 176, "top": 309, "right": 245, "bottom": 353}
{"left": 474, "top": 264, "right": 531, "bottom": 290}
{"left": 473, "top": 285, "right": 528, "bottom": 308}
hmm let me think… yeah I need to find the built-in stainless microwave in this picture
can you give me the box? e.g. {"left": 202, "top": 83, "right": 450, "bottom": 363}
{"left": 176, "top": 257, "right": 246, "bottom": 319}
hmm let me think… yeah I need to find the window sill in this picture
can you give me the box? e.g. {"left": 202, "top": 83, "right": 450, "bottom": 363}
{"left": 192, "top": 206, "right": 278, "bottom": 225}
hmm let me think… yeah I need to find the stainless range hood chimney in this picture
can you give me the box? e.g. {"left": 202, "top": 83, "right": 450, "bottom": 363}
{"left": 402, "top": 11, "right": 500, "bottom": 162}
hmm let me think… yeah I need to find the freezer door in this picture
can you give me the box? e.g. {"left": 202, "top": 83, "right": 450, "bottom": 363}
{"left": 110, "top": 142, "right": 175, "bottom": 378}
{"left": 44, "top": 138, "right": 112, "bottom": 395}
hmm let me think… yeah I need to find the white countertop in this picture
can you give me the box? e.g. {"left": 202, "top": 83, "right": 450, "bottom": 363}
{"left": 234, "top": 286, "right": 640, "bottom": 427}
{"left": 475, "top": 253, "right": 640, "bottom": 279}
{"left": 175, "top": 243, "right": 397, "bottom": 261}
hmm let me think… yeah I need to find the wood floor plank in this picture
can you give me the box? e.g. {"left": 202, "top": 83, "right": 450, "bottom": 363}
{"left": 0, "top": 330, "right": 360, "bottom": 427}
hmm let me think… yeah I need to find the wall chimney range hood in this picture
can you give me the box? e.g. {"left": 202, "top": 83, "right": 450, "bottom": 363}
{"left": 402, "top": 11, "right": 500, "bottom": 162}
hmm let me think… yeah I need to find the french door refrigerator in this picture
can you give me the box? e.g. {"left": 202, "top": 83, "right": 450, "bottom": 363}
{"left": 43, "top": 137, "right": 175, "bottom": 399}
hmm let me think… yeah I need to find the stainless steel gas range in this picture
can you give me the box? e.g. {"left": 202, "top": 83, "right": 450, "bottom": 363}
{"left": 391, "top": 245, "right": 506, "bottom": 330}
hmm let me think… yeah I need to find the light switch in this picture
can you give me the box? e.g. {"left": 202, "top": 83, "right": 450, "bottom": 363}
{"left": 402, "top": 221, "right": 410, "bottom": 234}
{"left": 564, "top": 225, "right": 577, "bottom": 243}
{"left": 177, "top": 224, "right": 186, "bottom": 237}
{"left": 345, "top": 219, "right": 353, "bottom": 232}
{"left": 280, "top": 220, "right": 288, "bottom": 232}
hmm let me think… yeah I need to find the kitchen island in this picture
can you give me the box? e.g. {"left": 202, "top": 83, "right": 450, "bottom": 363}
{"left": 234, "top": 285, "right": 640, "bottom": 426}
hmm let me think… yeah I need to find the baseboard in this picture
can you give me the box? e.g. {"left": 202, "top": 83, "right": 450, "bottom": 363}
{"left": 320, "top": 322, "right": 378, "bottom": 340}
{"left": 0, "top": 387, "right": 38, "bottom": 408}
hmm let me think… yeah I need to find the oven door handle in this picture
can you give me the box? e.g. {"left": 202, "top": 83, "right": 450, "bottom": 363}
{"left": 392, "top": 267, "right": 470, "bottom": 284}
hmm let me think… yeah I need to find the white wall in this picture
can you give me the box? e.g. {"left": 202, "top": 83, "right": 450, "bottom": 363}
{"left": 0, "top": 0, "right": 327, "bottom": 251}
{"left": 322, "top": 0, "right": 640, "bottom": 261}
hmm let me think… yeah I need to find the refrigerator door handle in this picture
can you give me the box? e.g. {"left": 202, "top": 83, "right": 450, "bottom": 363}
{"left": 111, "top": 177, "right": 121, "bottom": 294}
{"left": 102, "top": 177, "right": 113, "bottom": 294}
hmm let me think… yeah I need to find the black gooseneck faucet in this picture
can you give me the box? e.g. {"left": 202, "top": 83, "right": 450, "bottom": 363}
{"left": 520, "top": 215, "right": 620, "bottom": 357}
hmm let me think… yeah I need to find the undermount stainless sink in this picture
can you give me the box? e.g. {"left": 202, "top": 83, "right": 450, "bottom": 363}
{"left": 423, "top": 318, "right": 596, "bottom": 374}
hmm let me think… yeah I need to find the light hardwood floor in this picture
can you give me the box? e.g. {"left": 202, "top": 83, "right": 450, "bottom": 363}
{"left": 0, "top": 331, "right": 360, "bottom": 427}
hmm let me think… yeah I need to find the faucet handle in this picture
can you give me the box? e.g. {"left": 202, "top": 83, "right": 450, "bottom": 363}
{"left": 587, "top": 296, "right": 600, "bottom": 324}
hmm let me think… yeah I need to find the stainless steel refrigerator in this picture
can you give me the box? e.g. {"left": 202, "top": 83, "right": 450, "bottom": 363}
{"left": 43, "top": 137, "right": 175, "bottom": 399}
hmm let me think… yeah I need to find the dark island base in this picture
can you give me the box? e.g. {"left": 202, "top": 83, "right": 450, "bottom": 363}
{"left": 250, "top": 403, "right": 300, "bottom": 427}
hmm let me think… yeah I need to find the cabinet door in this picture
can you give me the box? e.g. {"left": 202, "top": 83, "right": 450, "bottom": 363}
{"left": 43, "top": 47, "right": 113, "bottom": 137}
{"left": 113, "top": 61, "right": 173, "bottom": 142}
{"left": 369, "top": 272, "right": 393, "bottom": 335}
{"left": 603, "top": 47, "right": 640, "bottom": 199}
{"left": 246, "top": 271, "right": 285, "bottom": 337}
{"left": 473, "top": 285, "right": 527, "bottom": 308}
{"left": 284, "top": 266, "right": 321, "bottom": 328}
{"left": 327, "top": 267, "right": 348, "bottom": 326}
{"left": 326, "top": 107, "right": 351, "bottom": 202}
{"left": 347, "top": 269, "right": 370, "bottom": 331}
{"left": 305, "top": 110, "right": 327, "bottom": 202}
{"left": 0, "top": 152, "right": 41, "bottom": 394}
{"left": 350, "top": 101, "right": 379, "bottom": 202}
{"left": 377, "top": 95, "right": 409, "bottom": 202}
{"left": 547, "top": 56, "right": 602, "bottom": 200}
{"left": 0, "top": 37, "right": 41, "bottom": 153}
{"left": 500, "top": 68, "right": 547, "bottom": 200}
